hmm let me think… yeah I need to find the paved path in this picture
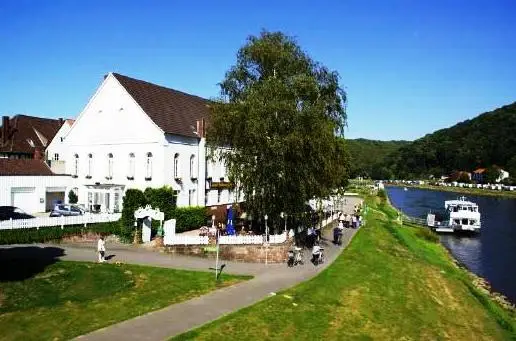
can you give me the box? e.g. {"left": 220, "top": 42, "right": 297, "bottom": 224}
{"left": 2, "top": 197, "right": 362, "bottom": 341}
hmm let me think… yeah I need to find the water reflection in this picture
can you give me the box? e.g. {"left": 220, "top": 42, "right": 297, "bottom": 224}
{"left": 386, "top": 186, "right": 516, "bottom": 304}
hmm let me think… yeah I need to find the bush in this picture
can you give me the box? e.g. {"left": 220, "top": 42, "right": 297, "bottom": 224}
{"left": 144, "top": 186, "right": 177, "bottom": 220}
{"left": 68, "top": 190, "right": 78, "bottom": 204}
{"left": 377, "top": 189, "right": 387, "bottom": 201}
{"left": 415, "top": 228, "right": 439, "bottom": 243}
{"left": 0, "top": 221, "right": 120, "bottom": 245}
{"left": 120, "top": 189, "right": 147, "bottom": 240}
{"left": 170, "top": 207, "right": 207, "bottom": 233}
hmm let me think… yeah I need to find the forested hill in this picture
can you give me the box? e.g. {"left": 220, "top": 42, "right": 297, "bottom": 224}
{"left": 384, "top": 101, "right": 516, "bottom": 179}
{"left": 345, "top": 138, "right": 409, "bottom": 178}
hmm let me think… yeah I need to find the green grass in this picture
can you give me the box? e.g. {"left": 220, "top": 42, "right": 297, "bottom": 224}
{"left": 0, "top": 261, "right": 250, "bottom": 341}
{"left": 173, "top": 195, "right": 516, "bottom": 341}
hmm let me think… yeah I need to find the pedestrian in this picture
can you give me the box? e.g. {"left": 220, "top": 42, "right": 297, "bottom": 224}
{"left": 97, "top": 236, "right": 106, "bottom": 263}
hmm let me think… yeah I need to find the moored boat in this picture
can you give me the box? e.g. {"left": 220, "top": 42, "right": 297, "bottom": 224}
{"left": 426, "top": 196, "right": 481, "bottom": 233}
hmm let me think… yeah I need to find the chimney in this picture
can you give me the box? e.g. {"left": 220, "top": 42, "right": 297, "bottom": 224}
{"left": 2, "top": 116, "right": 9, "bottom": 144}
{"left": 196, "top": 118, "right": 206, "bottom": 138}
{"left": 58, "top": 117, "right": 64, "bottom": 126}
{"left": 34, "top": 147, "right": 42, "bottom": 160}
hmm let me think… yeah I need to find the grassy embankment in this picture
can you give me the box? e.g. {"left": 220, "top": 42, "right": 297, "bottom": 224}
{"left": 174, "top": 193, "right": 516, "bottom": 341}
{"left": 393, "top": 183, "right": 516, "bottom": 199}
{"left": 0, "top": 261, "right": 250, "bottom": 341}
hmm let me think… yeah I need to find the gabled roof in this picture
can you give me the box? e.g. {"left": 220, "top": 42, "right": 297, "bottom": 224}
{"left": 112, "top": 73, "right": 210, "bottom": 138}
{"left": 0, "top": 115, "right": 64, "bottom": 154}
{"left": 0, "top": 159, "right": 55, "bottom": 176}
{"left": 473, "top": 168, "right": 486, "bottom": 174}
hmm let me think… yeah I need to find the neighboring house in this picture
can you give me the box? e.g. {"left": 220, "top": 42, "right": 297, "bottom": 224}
{"left": 0, "top": 115, "right": 64, "bottom": 159}
{"left": 46, "top": 119, "right": 75, "bottom": 174}
{"left": 57, "top": 72, "right": 238, "bottom": 213}
{"left": 472, "top": 168, "right": 486, "bottom": 183}
{"left": 497, "top": 169, "right": 509, "bottom": 183}
{"left": 0, "top": 159, "right": 72, "bottom": 213}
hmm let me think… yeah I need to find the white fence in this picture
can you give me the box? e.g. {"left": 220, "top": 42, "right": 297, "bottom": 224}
{"left": 268, "top": 232, "right": 287, "bottom": 244}
{"left": 218, "top": 234, "right": 264, "bottom": 245}
{"left": 167, "top": 235, "right": 209, "bottom": 245}
{"left": 0, "top": 213, "right": 122, "bottom": 230}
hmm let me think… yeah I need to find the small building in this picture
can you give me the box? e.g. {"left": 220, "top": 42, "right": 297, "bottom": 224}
{"left": 0, "top": 115, "right": 64, "bottom": 159}
{"left": 472, "top": 168, "right": 486, "bottom": 183}
{"left": 0, "top": 159, "right": 72, "bottom": 213}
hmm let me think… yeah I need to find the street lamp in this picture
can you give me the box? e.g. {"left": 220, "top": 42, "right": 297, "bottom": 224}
{"left": 264, "top": 214, "right": 269, "bottom": 265}
{"left": 280, "top": 212, "right": 287, "bottom": 233}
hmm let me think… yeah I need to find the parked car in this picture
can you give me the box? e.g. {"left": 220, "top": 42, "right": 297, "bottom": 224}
{"left": 49, "top": 204, "right": 85, "bottom": 217}
{"left": 0, "top": 206, "right": 35, "bottom": 221}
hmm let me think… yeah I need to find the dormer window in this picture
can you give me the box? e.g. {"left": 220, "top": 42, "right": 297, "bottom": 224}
{"left": 174, "top": 153, "right": 181, "bottom": 180}
{"left": 106, "top": 153, "right": 113, "bottom": 180}
{"left": 26, "top": 139, "right": 35, "bottom": 147}
{"left": 127, "top": 153, "right": 135, "bottom": 180}
{"left": 190, "top": 155, "right": 197, "bottom": 180}
{"left": 86, "top": 153, "right": 93, "bottom": 179}
{"left": 145, "top": 152, "right": 153, "bottom": 181}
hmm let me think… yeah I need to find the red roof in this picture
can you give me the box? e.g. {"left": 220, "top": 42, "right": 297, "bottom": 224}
{"left": 0, "top": 159, "right": 56, "bottom": 176}
{"left": 112, "top": 73, "right": 210, "bottom": 138}
{"left": 0, "top": 115, "right": 64, "bottom": 155}
{"left": 473, "top": 168, "right": 486, "bottom": 174}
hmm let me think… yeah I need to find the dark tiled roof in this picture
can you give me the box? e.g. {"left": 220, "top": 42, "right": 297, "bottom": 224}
{"left": 0, "top": 159, "right": 55, "bottom": 176}
{"left": 113, "top": 73, "right": 210, "bottom": 138}
{"left": 0, "top": 115, "right": 63, "bottom": 154}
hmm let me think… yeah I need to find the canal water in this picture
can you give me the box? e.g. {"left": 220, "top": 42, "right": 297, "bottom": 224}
{"left": 386, "top": 186, "right": 516, "bottom": 304}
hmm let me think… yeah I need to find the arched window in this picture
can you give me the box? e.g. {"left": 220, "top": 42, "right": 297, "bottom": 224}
{"left": 86, "top": 153, "right": 93, "bottom": 179}
{"left": 127, "top": 153, "right": 135, "bottom": 180}
{"left": 73, "top": 154, "right": 79, "bottom": 178}
{"left": 107, "top": 153, "right": 113, "bottom": 179}
{"left": 174, "top": 153, "right": 180, "bottom": 179}
{"left": 145, "top": 152, "right": 153, "bottom": 180}
{"left": 190, "top": 155, "right": 196, "bottom": 179}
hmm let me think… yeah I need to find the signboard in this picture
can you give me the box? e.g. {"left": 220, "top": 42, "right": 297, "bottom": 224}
{"left": 210, "top": 182, "right": 234, "bottom": 190}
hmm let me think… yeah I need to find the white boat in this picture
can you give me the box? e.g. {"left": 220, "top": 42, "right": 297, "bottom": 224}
{"left": 404, "top": 187, "right": 408, "bottom": 191}
{"left": 426, "top": 196, "right": 481, "bottom": 233}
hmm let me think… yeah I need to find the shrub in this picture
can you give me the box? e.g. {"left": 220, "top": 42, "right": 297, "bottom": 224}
{"left": 143, "top": 186, "right": 177, "bottom": 220}
{"left": 68, "top": 190, "right": 78, "bottom": 204}
{"left": 377, "top": 189, "right": 387, "bottom": 201}
{"left": 170, "top": 207, "right": 207, "bottom": 233}
{"left": 415, "top": 228, "right": 439, "bottom": 243}
{"left": 0, "top": 221, "right": 120, "bottom": 245}
{"left": 120, "top": 189, "right": 147, "bottom": 240}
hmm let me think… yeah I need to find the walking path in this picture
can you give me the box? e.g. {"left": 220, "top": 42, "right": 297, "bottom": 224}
{"left": 3, "top": 197, "right": 363, "bottom": 341}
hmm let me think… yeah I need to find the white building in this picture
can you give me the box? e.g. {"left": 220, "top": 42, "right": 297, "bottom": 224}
{"left": 497, "top": 169, "right": 510, "bottom": 183}
{"left": 55, "top": 72, "right": 237, "bottom": 213}
{"left": 0, "top": 159, "right": 72, "bottom": 213}
{"left": 46, "top": 119, "right": 74, "bottom": 174}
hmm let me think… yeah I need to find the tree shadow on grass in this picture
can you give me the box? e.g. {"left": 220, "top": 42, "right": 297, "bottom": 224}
{"left": 0, "top": 246, "right": 65, "bottom": 282}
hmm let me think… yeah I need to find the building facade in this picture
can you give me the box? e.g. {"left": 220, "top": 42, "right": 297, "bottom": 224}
{"left": 55, "top": 72, "right": 238, "bottom": 213}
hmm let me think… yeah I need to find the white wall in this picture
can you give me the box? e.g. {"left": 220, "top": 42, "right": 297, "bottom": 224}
{"left": 0, "top": 175, "right": 72, "bottom": 213}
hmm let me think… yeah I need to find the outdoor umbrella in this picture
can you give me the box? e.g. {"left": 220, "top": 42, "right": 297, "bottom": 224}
{"left": 226, "top": 207, "right": 236, "bottom": 235}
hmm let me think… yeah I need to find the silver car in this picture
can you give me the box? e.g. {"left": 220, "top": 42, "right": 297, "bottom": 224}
{"left": 49, "top": 204, "right": 85, "bottom": 217}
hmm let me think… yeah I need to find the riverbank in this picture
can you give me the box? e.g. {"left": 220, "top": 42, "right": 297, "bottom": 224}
{"left": 390, "top": 183, "right": 516, "bottom": 199}
{"left": 173, "top": 192, "right": 516, "bottom": 340}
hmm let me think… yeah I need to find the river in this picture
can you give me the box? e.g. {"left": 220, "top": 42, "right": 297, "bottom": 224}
{"left": 386, "top": 185, "right": 516, "bottom": 304}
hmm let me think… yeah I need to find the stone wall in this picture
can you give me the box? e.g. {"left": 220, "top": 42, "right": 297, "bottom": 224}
{"left": 164, "top": 240, "right": 293, "bottom": 263}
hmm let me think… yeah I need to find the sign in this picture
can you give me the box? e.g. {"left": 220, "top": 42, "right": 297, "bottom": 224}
{"left": 210, "top": 182, "right": 234, "bottom": 190}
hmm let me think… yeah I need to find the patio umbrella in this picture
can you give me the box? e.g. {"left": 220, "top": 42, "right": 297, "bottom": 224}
{"left": 226, "top": 206, "right": 236, "bottom": 235}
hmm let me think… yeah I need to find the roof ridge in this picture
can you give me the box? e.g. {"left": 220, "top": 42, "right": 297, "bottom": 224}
{"left": 112, "top": 72, "right": 209, "bottom": 102}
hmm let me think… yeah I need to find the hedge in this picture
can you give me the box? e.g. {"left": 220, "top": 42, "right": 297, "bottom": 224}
{"left": 0, "top": 221, "right": 120, "bottom": 245}
{"left": 170, "top": 207, "right": 207, "bottom": 233}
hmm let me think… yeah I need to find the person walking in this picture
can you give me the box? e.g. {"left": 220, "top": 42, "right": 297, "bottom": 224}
{"left": 97, "top": 236, "right": 106, "bottom": 263}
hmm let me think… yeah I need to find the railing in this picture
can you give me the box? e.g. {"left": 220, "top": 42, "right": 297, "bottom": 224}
{"left": 0, "top": 213, "right": 122, "bottom": 230}
{"left": 401, "top": 215, "right": 428, "bottom": 226}
{"left": 166, "top": 235, "right": 209, "bottom": 245}
{"left": 218, "top": 234, "right": 263, "bottom": 245}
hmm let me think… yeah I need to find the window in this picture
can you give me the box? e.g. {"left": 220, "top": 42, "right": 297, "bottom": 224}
{"left": 86, "top": 154, "right": 93, "bottom": 179}
{"left": 145, "top": 152, "right": 153, "bottom": 180}
{"left": 106, "top": 153, "right": 113, "bottom": 179}
{"left": 217, "top": 189, "right": 222, "bottom": 203}
{"left": 53, "top": 153, "right": 59, "bottom": 161}
{"left": 190, "top": 155, "right": 196, "bottom": 179}
{"left": 73, "top": 154, "right": 79, "bottom": 178}
{"left": 174, "top": 153, "right": 180, "bottom": 179}
{"left": 127, "top": 153, "right": 135, "bottom": 180}
{"left": 189, "top": 189, "right": 196, "bottom": 206}
{"left": 206, "top": 159, "right": 213, "bottom": 179}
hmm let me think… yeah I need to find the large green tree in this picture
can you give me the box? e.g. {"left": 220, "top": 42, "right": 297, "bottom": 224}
{"left": 207, "top": 31, "right": 349, "bottom": 222}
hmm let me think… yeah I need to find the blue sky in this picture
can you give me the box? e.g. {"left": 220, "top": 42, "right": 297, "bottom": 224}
{"left": 1, "top": 0, "right": 515, "bottom": 140}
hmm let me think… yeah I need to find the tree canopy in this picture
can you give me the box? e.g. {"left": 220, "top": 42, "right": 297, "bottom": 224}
{"left": 207, "top": 31, "right": 349, "bottom": 221}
